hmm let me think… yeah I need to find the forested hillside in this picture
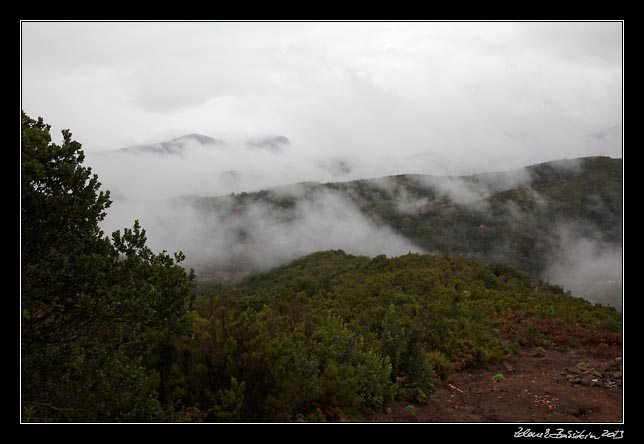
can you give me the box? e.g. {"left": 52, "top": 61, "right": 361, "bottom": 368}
{"left": 156, "top": 250, "right": 621, "bottom": 421}
{"left": 189, "top": 156, "right": 622, "bottom": 308}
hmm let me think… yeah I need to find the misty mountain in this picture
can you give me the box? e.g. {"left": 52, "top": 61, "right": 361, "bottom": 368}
{"left": 245, "top": 135, "right": 291, "bottom": 153}
{"left": 113, "top": 133, "right": 292, "bottom": 157}
{"left": 118, "top": 133, "right": 224, "bottom": 156}
{"left": 185, "top": 156, "right": 622, "bottom": 309}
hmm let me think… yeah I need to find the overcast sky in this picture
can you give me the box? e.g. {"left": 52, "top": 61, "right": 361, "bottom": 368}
{"left": 21, "top": 21, "right": 622, "bottom": 179}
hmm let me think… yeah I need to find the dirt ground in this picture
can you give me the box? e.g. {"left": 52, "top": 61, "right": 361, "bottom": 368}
{"left": 364, "top": 347, "right": 623, "bottom": 423}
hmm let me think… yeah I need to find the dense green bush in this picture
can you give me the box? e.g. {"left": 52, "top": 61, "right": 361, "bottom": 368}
{"left": 425, "top": 350, "right": 454, "bottom": 380}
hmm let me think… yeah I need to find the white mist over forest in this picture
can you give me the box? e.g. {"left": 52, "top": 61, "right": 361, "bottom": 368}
{"left": 23, "top": 21, "right": 622, "bottom": 308}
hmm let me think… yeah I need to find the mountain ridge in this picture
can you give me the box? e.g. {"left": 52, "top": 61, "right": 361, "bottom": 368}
{"left": 117, "top": 133, "right": 223, "bottom": 155}
{"left": 186, "top": 156, "right": 622, "bottom": 309}
{"left": 114, "top": 133, "right": 292, "bottom": 156}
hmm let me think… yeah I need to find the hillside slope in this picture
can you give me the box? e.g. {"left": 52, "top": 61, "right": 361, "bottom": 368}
{"left": 189, "top": 156, "right": 622, "bottom": 308}
{"left": 165, "top": 250, "right": 621, "bottom": 422}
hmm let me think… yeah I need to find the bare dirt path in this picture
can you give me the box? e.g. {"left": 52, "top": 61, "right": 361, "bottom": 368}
{"left": 364, "top": 347, "right": 623, "bottom": 423}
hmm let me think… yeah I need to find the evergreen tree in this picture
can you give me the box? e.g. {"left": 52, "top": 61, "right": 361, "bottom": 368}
{"left": 21, "top": 112, "right": 194, "bottom": 421}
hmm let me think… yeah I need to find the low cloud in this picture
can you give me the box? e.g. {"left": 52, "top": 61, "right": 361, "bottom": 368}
{"left": 542, "top": 224, "right": 622, "bottom": 311}
{"left": 317, "top": 158, "right": 354, "bottom": 178}
{"left": 90, "top": 141, "right": 621, "bottom": 311}
{"left": 366, "top": 166, "right": 535, "bottom": 214}
{"left": 100, "top": 185, "right": 423, "bottom": 275}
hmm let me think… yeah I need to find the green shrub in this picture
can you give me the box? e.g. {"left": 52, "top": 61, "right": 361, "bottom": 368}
{"left": 502, "top": 340, "right": 521, "bottom": 356}
{"left": 211, "top": 377, "right": 245, "bottom": 422}
{"left": 425, "top": 350, "right": 454, "bottom": 380}
{"left": 314, "top": 316, "right": 396, "bottom": 415}
{"left": 491, "top": 373, "right": 505, "bottom": 382}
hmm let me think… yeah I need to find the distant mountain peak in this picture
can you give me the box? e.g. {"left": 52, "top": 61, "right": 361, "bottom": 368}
{"left": 170, "top": 133, "right": 219, "bottom": 145}
{"left": 117, "top": 133, "right": 223, "bottom": 155}
{"left": 246, "top": 135, "right": 291, "bottom": 153}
